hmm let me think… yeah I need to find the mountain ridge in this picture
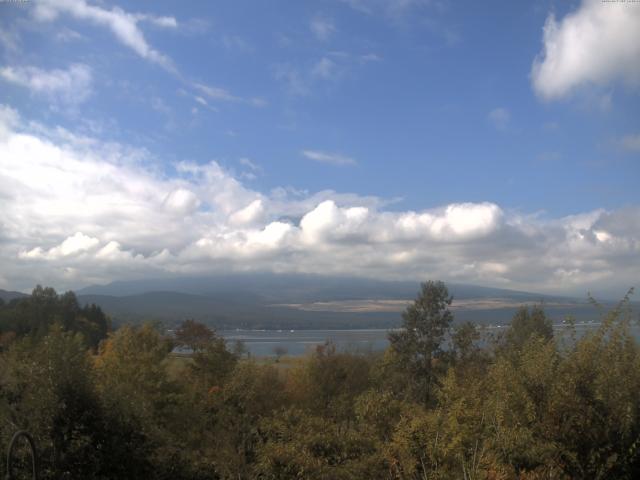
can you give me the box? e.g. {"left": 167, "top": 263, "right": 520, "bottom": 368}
{"left": 70, "top": 274, "right": 616, "bottom": 329}
{"left": 6, "top": 276, "right": 631, "bottom": 330}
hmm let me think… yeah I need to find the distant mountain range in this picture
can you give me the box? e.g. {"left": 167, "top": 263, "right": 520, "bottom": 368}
{"left": 5, "top": 275, "right": 632, "bottom": 329}
{"left": 76, "top": 274, "right": 566, "bottom": 303}
{"left": 73, "top": 274, "right": 624, "bottom": 329}
{"left": 0, "top": 289, "right": 29, "bottom": 302}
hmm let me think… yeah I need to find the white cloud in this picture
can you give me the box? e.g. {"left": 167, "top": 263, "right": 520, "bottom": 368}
{"left": 21, "top": 232, "right": 100, "bottom": 260}
{"left": 230, "top": 199, "right": 265, "bottom": 226}
{"left": 0, "top": 64, "right": 92, "bottom": 104}
{"left": 302, "top": 149, "right": 357, "bottom": 166}
{"left": 193, "top": 82, "right": 266, "bottom": 107}
{"left": 32, "top": 0, "right": 175, "bottom": 69}
{"left": 239, "top": 157, "right": 262, "bottom": 180}
{"left": 393, "top": 203, "right": 503, "bottom": 242}
{"left": 239, "top": 158, "right": 260, "bottom": 171}
{"left": 55, "top": 27, "right": 84, "bottom": 42}
{"left": 163, "top": 188, "right": 200, "bottom": 215}
{"left": 0, "top": 105, "right": 19, "bottom": 140}
{"left": 487, "top": 107, "right": 510, "bottom": 130}
{"left": 135, "top": 14, "right": 178, "bottom": 29}
{"left": 1, "top": 107, "right": 638, "bottom": 295}
{"left": 532, "top": 0, "right": 640, "bottom": 100}
{"left": 193, "top": 82, "right": 240, "bottom": 102}
{"left": 300, "top": 201, "right": 370, "bottom": 244}
{"left": 311, "top": 15, "right": 336, "bottom": 41}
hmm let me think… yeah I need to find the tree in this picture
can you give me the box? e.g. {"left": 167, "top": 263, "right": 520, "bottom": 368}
{"left": 255, "top": 408, "right": 380, "bottom": 480}
{"left": 388, "top": 280, "right": 453, "bottom": 406}
{"left": 94, "top": 323, "right": 176, "bottom": 435}
{"left": 206, "top": 362, "right": 286, "bottom": 479}
{"left": 287, "top": 343, "right": 372, "bottom": 423}
{"left": 504, "top": 305, "right": 553, "bottom": 351}
{"left": 0, "top": 324, "right": 152, "bottom": 479}
{"left": 187, "top": 335, "right": 238, "bottom": 392}
{"left": 174, "top": 319, "right": 215, "bottom": 353}
{"left": 542, "top": 296, "right": 640, "bottom": 479}
{"left": 0, "top": 286, "right": 109, "bottom": 349}
{"left": 93, "top": 323, "right": 192, "bottom": 478}
{"left": 451, "top": 321, "right": 481, "bottom": 362}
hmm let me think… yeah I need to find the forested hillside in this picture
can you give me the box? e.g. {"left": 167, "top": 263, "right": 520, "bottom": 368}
{"left": 1, "top": 282, "right": 639, "bottom": 479}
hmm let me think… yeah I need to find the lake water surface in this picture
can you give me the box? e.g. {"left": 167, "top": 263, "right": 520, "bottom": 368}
{"left": 220, "top": 322, "right": 640, "bottom": 357}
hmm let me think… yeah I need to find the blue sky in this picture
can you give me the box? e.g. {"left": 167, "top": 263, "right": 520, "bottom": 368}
{"left": 0, "top": 0, "right": 639, "bottom": 296}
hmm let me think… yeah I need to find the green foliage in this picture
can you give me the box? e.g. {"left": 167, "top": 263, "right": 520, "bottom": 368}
{"left": 0, "top": 285, "right": 109, "bottom": 349}
{"left": 288, "top": 342, "right": 372, "bottom": 422}
{"left": 187, "top": 335, "right": 238, "bottom": 393}
{"left": 388, "top": 280, "right": 453, "bottom": 406}
{"left": 452, "top": 321, "right": 481, "bottom": 361}
{"left": 1, "top": 282, "right": 639, "bottom": 479}
{"left": 95, "top": 323, "right": 176, "bottom": 425}
{"left": 255, "top": 408, "right": 381, "bottom": 480}
{"left": 0, "top": 325, "right": 151, "bottom": 479}
{"left": 503, "top": 305, "right": 553, "bottom": 351}
{"left": 543, "top": 299, "right": 640, "bottom": 479}
{"left": 203, "top": 361, "right": 285, "bottom": 479}
{"left": 174, "top": 318, "right": 215, "bottom": 353}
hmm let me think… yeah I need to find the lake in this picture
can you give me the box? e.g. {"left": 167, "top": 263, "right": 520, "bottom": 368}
{"left": 220, "top": 322, "right": 640, "bottom": 357}
{"left": 219, "top": 328, "right": 391, "bottom": 357}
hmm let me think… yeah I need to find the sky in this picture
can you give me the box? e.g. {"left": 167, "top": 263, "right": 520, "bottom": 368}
{"left": 0, "top": 0, "right": 639, "bottom": 298}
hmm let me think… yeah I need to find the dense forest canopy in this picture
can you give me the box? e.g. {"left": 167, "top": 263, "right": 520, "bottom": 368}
{"left": 0, "top": 285, "right": 110, "bottom": 350}
{"left": 0, "top": 282, "right": 639, "bottom": 479}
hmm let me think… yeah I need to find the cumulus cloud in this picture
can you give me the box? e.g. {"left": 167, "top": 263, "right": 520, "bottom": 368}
{"left": 230, "top": 199, "right": 265, "bottom": 226}
{"left": 0, "top": 105, "right": 19, "bottom": 140}
{"left": 302, "top": 150, "right": 357, "bottom": 166}
{"left": 163, "top": 188, "right": 201, "bottom": 215}
{"left": 393, "top": 203, "right": 503, "bottom": 242}
{"left": 0, "top": 63, "right": 92, "bottom": 104}
{"left": 31, "top": 0, "right": 175, "bottom": 69}
{"left": 21, "top": 232, "right": 100, "bottom": 260}
{"left": 0, "top": 106, "right": 638, "bottom": 295}
{"left": 532, "top": 0, "right": 640, "bottom": 100}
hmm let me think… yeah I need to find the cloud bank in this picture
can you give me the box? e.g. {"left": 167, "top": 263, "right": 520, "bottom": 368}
{"left": 0, "top": 105, "right": 637, "bottom": 296}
